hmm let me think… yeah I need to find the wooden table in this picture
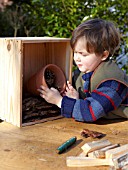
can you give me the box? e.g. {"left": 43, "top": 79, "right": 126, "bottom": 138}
{"left": 0, "top": 117, "right": 127, "bottom": 170}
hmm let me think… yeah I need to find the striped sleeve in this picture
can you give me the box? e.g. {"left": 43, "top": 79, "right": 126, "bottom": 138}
{"left": 61, "top": 80, "right": 128, "bottom": 122}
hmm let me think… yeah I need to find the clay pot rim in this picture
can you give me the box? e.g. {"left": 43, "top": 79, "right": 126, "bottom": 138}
{"left": 40, "top": 64, "right": 66, "bottom": 94}
{"left": 27, "top": 63, "right": 66, "bottom": 96}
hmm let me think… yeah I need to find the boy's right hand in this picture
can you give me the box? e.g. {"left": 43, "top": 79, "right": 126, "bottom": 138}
{"left": 65, "top": 81, "right": 79, "bottom": 99}
{"left": 37, "top": 86, "right": 62, "bottom": 108}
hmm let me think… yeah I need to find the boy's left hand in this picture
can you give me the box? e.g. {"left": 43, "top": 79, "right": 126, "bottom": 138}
{"left": 37, "top": 86, "right": 62, "bottom": 108}
{"left": 65, "top": 81, "right": 79, "bottom": 99}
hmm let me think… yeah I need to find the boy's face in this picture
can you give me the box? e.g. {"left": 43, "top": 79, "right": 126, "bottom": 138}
{"left": 73, "top": 38, "right": 104, "bottom": 73}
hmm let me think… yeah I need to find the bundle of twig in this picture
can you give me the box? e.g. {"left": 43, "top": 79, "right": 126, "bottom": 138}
{"left": 22, "top": 93, "right": 60, "bottom": 123}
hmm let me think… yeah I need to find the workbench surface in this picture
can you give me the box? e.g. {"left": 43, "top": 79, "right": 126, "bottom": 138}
{"left": 0, "top": 117, "right": 127, "bottom": 170}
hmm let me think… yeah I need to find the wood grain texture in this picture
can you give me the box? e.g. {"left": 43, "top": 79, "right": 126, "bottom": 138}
{"left": 66, "top": 156, "right": 114, "bottom": 167}
{"left": 88, "top": 144, "right": 120, "bottom": 158}
{"left": 105, "top": 144, "right": 128, "bottom": 159}
{"left": 81, "top": 139, "right": 112, "bottom": 156}
{"left": 0, "top": 117, "right": 127, "bottom": 170}
{"left": 0, "top": 37, "right": 72, "bottom": 127}
{"left": 0, "top": 39, "right": 22, "bottom": 127}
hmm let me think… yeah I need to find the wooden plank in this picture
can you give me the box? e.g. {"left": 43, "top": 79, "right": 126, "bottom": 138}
{"left": 112, "top": 152, "right": 128, "bottom": 169}
{"left": 66, "top": 153, "right": 128, "bottom": 168}
{"left": 105, "top": 144, "right": 128, "bottom": 159}
{"left": 88, "top": 144, "right": 120, "bottom": 158}
{"left": 78, "top": 151, "right": 87, "bottom": 157}
{"left": 23, "top": 43, "right": 47, "bottom": 87}
{"left": 0, "top": 39, "right": 22, "bottom": 127}
{"left": 66, "top": 156, "right": 114, "bottom": 167}
{"left": 65, "top": 42, "right": 73, "bottom": 83}
{"left": 81, "top": 139, "right": 112, "bottom": 156}
{"left": 47, "top": 42, "right": 66, "bottom": 70}
{"left": 22, "top": 115, "right": 63, "bottom": 127}
{"left": 3, "top": 37, "right": 71, "bottom": 43}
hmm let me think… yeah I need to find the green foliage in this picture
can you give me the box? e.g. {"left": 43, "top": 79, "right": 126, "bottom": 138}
{"left": 40, "top": 0, "right": 92, "bottom": 37}
{"left": 85, "top": 0, "right": 128, "bottom": 73}
{"left": 0, "top": 0, "right": 94, "bottom": 37}
{"left": 0, "top": 0, "right": 127, "bottom": 72}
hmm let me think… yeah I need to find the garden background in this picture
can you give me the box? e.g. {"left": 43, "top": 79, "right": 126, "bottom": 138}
{"left": 0, "top": 0, "right": 127, "bottom": 73}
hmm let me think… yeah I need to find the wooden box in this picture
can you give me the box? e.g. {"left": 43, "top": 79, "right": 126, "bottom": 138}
{"left": 0, "top": 37, "right": 73, "bottom": 127}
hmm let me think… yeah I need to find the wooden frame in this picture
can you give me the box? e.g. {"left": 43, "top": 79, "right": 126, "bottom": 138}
{"left": 0, "top": 37, "right": 73, "bottom": 127}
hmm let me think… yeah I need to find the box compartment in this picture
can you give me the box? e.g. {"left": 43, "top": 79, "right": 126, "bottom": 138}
{"left": 0, "top": 37, "right": 73, "bottom": 127}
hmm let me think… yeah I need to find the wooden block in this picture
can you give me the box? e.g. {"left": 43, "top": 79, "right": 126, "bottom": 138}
{"left": 66, "top": 156, "right": 114, "bottom": 167}
{"left": 112, "top": 152, "right": 128, "bottom": 169}
{"left": 78, "top": 151, "right": 86, "bottom": 157}
{"left": 88, "top": 152, "right": 95, "bottom": 158}
{"left": 88, "top": 144, "right": 120, "bottom": 158}
{"left": 66, "top": 153, "right": 128, "bottom": 168}
{"left": 105, "top": 144, "right": 128, "bottom": 159}
{"left": 81, "top": 139, "right": 112, "bottom": 156}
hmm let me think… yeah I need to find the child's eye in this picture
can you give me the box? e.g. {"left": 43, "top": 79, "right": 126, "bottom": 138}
{"left": 81, "top": 53, "right": 87, "bottom": 57}
{"left": 74, "top": 52, "right": 88, "bottom": 57}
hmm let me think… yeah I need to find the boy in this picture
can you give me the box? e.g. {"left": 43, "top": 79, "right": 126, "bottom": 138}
{"left": 38, "top": 18, "right": 128, "bottom": 122}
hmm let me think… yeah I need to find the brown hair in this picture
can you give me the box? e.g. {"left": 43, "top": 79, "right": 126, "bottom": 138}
{"left": 70, "top": 18, "right": 120, "bottom": 57}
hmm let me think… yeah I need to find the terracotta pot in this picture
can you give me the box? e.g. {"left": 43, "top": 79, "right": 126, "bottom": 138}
{"left": 26, "top": 64, "right": 66, "bottom": 96}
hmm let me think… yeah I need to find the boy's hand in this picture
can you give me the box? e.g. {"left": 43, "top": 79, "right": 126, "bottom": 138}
{"left": 37, "top": 86, "right": 62, "bottom": 108}
{"left": 65, "top": 81, "right": 79, "bottom": 99}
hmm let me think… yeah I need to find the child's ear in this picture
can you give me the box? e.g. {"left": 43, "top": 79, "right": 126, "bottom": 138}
{"left": 101, "top": 50, "right": 109, "bottom": 61}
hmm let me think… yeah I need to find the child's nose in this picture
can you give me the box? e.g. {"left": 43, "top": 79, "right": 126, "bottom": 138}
{"left": 74, "top": 53, "right": 81, "bottom": 61}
